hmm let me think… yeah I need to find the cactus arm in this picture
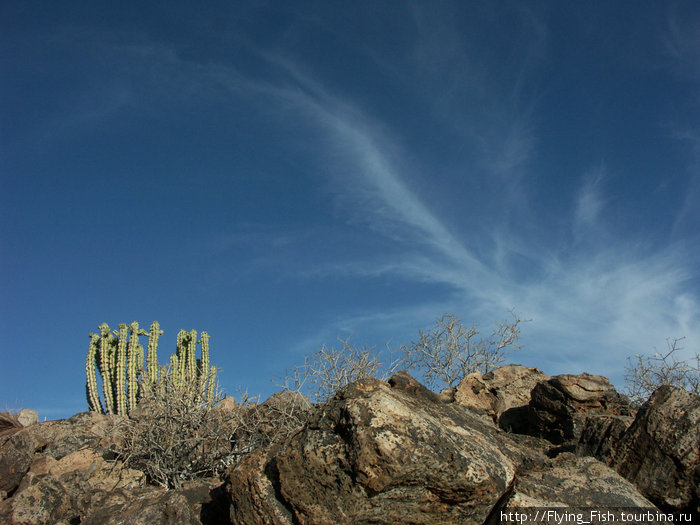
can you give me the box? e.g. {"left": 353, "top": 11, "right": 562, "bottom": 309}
{"left": 147, "top": 321, "right": 163, "bottom": 386}
{"left": 176, "top": 330, "right": 187, "bottom": 385}
{"left": 171, "top": 353, "right": 181, "bottom": 389}
{"left": 199, "top": 332, "right": 210, "bottom": 399}
{"left": 127, "top": 321, "right": 142, "bottom": 413}
{"left": 187, "top": 330, "right": 197, "bottom": 382}
{"left": 115, "top": 324, "right": 128, "bottom": 416}
{"left": 98, "top": 323, "right": 116, "bottom": 414}
{"left": 86, "top": 333, "right": 104, "bottom": 413}
{"left": 206, "top": 365, "right": 217, "bottom": 406}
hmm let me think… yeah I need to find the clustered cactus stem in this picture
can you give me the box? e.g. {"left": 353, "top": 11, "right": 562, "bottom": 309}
{"left": 85, "top": 321, "right": 218, "bottom": 416}
{"left": 147, "top": 321, "right": 162, "bottom": 386}
{"left": 98, "top": 323, "right": 116, "bottom": 415}
{"left": 86, "top": 334, "right": 103, "bottom": 414}
{"left": 115, "top": 324, "right": 128, "bottom": 416}
{"left": 171, "top": 329, "right": 218, "bottom": 406}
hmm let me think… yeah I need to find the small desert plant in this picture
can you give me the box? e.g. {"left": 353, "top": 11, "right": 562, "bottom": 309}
{"left": 277, "top": 336, "right": 406, "bottom": 403}
{"left": 113, "top": 365, "right": 243, "bottom": 489}
{"left": 624, "top": 337, "right": 699, "bottom": 404}
{"left": 402, "top": 312, "right": 523, "bottom": 390}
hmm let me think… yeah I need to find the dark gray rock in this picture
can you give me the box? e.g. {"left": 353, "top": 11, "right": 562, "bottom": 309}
{"left": 609, "top": 385, "right": 699, "bottom": 515}
{"left": 528, "top": 373, "right": 633, "bottom": 445}
{"left": 576, "top": 415, "right": 633, "bottom": 463}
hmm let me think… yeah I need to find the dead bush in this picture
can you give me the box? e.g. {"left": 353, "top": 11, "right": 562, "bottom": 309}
{"left": 625, "top": 337, "right": 699, "bottom": 404}
{"left": 111, "top": 367, "right": 315, "bottom": 489}
{"left": 277, "top": 336, "right": 406, "bottom": 402}
{"left": 112, "top": 367, "right": 253, "bottom": 489}
{"left": 402, "top": 312, "right": 523, "bottom": 390}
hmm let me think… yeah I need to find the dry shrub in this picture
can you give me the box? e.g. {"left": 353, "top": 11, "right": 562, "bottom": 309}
{"left": 277, "top": 337, "right": 406, "bottom": 402}
{"left": 113, "top": 368, "right": 247, "bottom": 489}
{"left": 625, "top": 337, "right": 699, "bottom": 404}
{"left": 112, "top": 367, "right": 314, "bottom": 489}
{"left": 402, "top": 312, "right": 524, "bottom": 390}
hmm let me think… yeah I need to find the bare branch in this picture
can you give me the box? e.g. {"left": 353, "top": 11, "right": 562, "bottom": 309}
{"left": 625, "top": 337, "right": 699, "bottom": 404}
{"left": 402, "top": 312, "right": 523, "bottom": 390}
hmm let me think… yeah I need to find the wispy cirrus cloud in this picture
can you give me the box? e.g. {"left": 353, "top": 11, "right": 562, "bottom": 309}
{"left": 32, "top": 21, "right": 698, "bottom": 387}
{"left": 245, "top": 50, "right": 699, "bottom": 385}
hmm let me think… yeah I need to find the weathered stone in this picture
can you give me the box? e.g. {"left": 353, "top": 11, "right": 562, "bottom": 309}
{"left": 610, "top": 385, "right": 699, "bottom": 514}
{"left": 1, "top": 371, "right": 687, "bottom": 523}
{"left": 0, "top": 474, "right": 74, "bottom": 525}
{"left": 528, "top": 373, "right": 633, "bottom": 445}
{"left": 215, "top": 396, "right": 237, "bottom": 412}
{"left": 455, "top": 364, "right": 549, "bottom": 432}
{"left": 0, "top": 448, "right": 146, "bottom": 524}
{"left": 17, "top": 410, "right": 38, "bottom": 428}
{"left": 495, "top": 453, "right": 654, "bottom": 509}
{"left": 576, "top": 415, "right": 633, "bottom": 463}
{"left": 0, "top": 413, "right": 22, "bottom": 437}
{"left": 81, "top": 488, "right": 201, "bottom": 525}
{"left": 0, "top": 430, "right": 40, "bottom": 494}
{"left": 229, "top": 373, "right": 517, "bottom": 524}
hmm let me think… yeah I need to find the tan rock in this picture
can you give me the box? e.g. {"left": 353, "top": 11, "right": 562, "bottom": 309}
{"left": 17, "top": 410, "right": 38, "bottom": 428}
{"left": 455, "top": 364, "right": 549, "bottom": 432}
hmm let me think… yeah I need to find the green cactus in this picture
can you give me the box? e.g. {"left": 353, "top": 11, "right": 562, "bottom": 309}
{"left": 98, "top": 323, "right": 116, "bottom": 414}
{"left": 147, "top": 321, "right": 163, "bottom": 386}
{"left": 171, "top": 329, "right": 217, "bottom": 406}
{"left": 86, "top": 333, "right": 103, "bottom": 413}
{"left": 127, "top": 322, "right": 146, "bottom": 411}
{"left": 115, "top": 324, "right": 128, "bottom": 416}
{"left": 85, "top": 321, "right": 218, "bottom": 415}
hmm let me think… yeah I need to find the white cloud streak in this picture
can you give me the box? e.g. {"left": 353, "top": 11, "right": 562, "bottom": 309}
{"left": 39, "top": 24, "right": 698, "bottom": 389}
{"left": 245, "top": 53, "right": 699, "bottom": 388}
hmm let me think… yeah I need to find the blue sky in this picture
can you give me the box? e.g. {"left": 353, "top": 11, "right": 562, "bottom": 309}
{"left": 2, "top": 1, "right": 699, "bottom": 420}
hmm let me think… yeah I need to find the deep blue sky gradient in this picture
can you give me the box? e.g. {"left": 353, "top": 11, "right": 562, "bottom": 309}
{"left": 2, "top": 1, "right": 699, "bottom": 419}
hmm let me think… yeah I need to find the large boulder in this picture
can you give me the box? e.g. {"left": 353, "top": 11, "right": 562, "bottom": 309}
{"left": 454, "top": 364, "right": 549, "bottom": 432}
{"left": 528, "top": 373, "right": 634, "bottom": 445}
{"left": 0, "top": 445, "right": 146, "bottom": 524}
{"left": 229, "top": 373, "right": 518, "bottom": 524}
{"left": 609, "top": 385, "right": 699, "bottom": 515}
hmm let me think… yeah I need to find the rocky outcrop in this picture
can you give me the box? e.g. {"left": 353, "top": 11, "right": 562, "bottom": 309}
{"left": 609, "top": 385, "right": 699, "bottom": 515}
{"left": 454, "top": 364, "right": 549, "bottom": 432}
{"left": 6, "top": 368, "right": 696, "bottom": 524}
{"left": 528, "top": 373, "right": 634, "bottom": 445}
{"left": 228, "top": 372, "right": 655, "bottom": 524}
{"left": 0, "top": 411, "right": 230, "bottom": 525}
